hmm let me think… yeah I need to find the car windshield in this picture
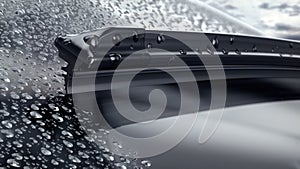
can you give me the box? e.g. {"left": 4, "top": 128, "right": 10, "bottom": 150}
{"left": 0, "top": 0, "right": 299, "bottom": 168}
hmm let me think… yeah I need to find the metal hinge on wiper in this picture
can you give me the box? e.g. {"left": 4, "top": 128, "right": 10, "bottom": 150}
{"left": 55, "top": 27, "right": 300, "bottom": 94}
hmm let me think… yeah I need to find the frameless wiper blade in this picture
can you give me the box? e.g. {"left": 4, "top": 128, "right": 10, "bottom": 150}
{"left": 55, "top": 27, "right": 300, "bottom": 93}
{"left": 55, "top": 27, "right": 300, "bottom": 128}
{"left": 55, "top": 27, "right": 300, "bottom": 69}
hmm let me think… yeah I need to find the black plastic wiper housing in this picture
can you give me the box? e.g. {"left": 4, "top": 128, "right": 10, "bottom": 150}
{"left": 55, "top": 27, "right": 300, "bottom": 94}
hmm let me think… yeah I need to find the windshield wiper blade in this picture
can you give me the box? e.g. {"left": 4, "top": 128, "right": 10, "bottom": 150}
{"left": 55, "top": 27, "right": 300, "bottom": 128}
{"left": 55, "top": 27, "right": 300, "bottom": 94}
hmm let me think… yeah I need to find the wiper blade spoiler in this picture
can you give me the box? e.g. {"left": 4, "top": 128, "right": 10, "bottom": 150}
{"left": 55, "top": 27, "right": 300, "bottom": 93}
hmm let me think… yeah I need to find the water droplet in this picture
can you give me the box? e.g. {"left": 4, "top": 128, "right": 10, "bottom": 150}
{"left": 141, "top": 160, "right": 151, "bottom": 168}
{"left": 157, "top": 34, "right": 165, "bottom": 44}
{"left": 30, "top": 111, "right": 42, "bottom": 119}
{"left": 35, "top": 41, "right": 44, "bottom": 48}
{"left": 12, "top": 153, "right": 23, "bottom": 160}
{"left": 229, "top": 37, "right": 235, "bottom": 45}
{"left": 12, "top": 141, "right": 23, "bottom": 148}
{"left": 0, "top": 84, "right": 8, "bottom": 91}
{"left": 21, "top": 93, "right": 33, "bottom": 100}
{"left": 113, "top": 141, "right": 123, "bottom": 149}
{"left": 51, "top": 159, "right": 59, "bottom": 166}
{"left": 78, "top": 151, "right": 89, "bottom": 159}
{"left": 61, "top": 130, "right": 73, "bottom": 139}
{"left": 0, "top": 110, "right": 10, "bottom": 116}
{"left": 10, "top": 92, "right": 20, "bottom": 99}
{"left": 179, "top": 49, "right": 187, "bottom": 55}
{"left": 7, "top": 159, "right": 20, "bottom": 168}
{"left": 68, "top": 155, "right": 81, "bottom": 163}
{"left": 31, "top": 104, "right": 39, "bottom": 111}
{"left": 15, "top": 39, "right": 24, "bottom": 46}
{"left": 63, "top": 140, "right": 73, "bottom": 148}
{"left": 109, "top": 53, "right": 122, "bottom": 64}
{"left": 41, "top": 147, "right": 52, "bottom": 156}
{"left": 147, "top": 43, "right": 152, "bottom": 49}
{"left": 31, "top": 86, "right": 41, "bottom": 93}
{"left": 52, "top": 114, "right": 63, "bottom": 122}
{"left": 1, "top": 129, "right": 14, "bottom": 138}
{"left": 212, "top": 37, "right": 219, "bottom": 49}
{"left": 112, "top": 34, "right": 121, "bottom": 46}
{"left": 0, "top": 76, "right": 10, "bottom": 83}
{"left": 222, "top": 49, "right": 228, "bottom": 55}
{"left": 84, "top": 35, "right": 98, "bottom": 47}
{"left": 48, "top": 103, "right": 59, "bottom": 111}
{"left": 15, "top": 9, "right": 25, "bottom": 15}
{"left": 2, "top": 120, "right": 13, "bottom": 128}
{"left": 103, "top": 154, "right": 114, "bottom": 161}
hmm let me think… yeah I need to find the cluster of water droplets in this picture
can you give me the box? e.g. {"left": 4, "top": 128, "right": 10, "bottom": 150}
{"left": 0, "top": 0, "right": 156, "bottom": 168}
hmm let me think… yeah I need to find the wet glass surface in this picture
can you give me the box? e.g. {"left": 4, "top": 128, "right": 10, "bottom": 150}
{"left": 0, "top": 0, "right": 298, "bottom": 168}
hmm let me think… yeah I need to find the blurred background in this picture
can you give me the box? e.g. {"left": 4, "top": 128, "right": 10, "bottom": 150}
{"left": 202, "top": 0, "right": 300, "bottom": 39}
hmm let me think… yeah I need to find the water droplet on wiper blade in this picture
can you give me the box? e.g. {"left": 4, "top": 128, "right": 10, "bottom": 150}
{"left": 179, "top": 49, "right": 187, "bottom": 55}
{"left": 109, "top": 53, "right": 122, "bottom": 64}
{"left": 222, "top": 49, "right": 229, "bottom": 55}
{"left": 84, "top": 35, "right": 98, "bottom": 47}
{"left": 229, "top": 36, "right": 235, "bottom": 45}
{"left": 212, "top": 36, "right": 219, "bottom": 49}
{"left": 147, "top": 43, "right": 152, "bottom": 49}
{"left": 157, "top": 34, "right": 165, "bottom": 44}
{"left": 112, "top": 34, "right": 121, "bottom": 46}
